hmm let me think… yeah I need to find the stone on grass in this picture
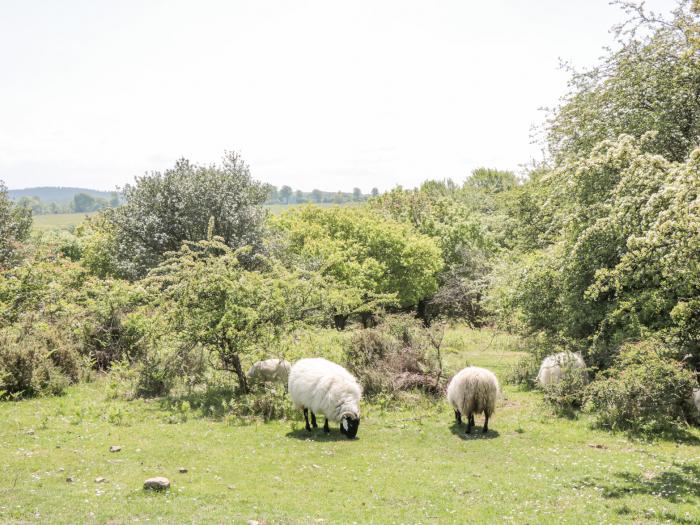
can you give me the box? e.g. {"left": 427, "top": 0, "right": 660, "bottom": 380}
{"left": 178, "top": 467, "right": 188, "bottom": 473}
{"left": 109, "top": 445, "right": 122, "bottom": 453}
{"left": 144, "top": 477, "right": 170, "bottom": 491}
{"left": 66, "top": 476, "right": 75, "bottom": 483}
{"left": 95, "top": 477, "right": 106, "bottom": 483}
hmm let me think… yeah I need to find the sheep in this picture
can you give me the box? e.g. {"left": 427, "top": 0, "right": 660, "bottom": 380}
{"left": 246, "top": 358, "right": 291, "bottom": 385}
{"left": 693, "top": 388, "right": 700, "bottom": 415}
{"left": 446, "top": 366, "right": 499, "bottom": 434}
{"left": 536, "top": 351, "right": 587, "bottom": 387}
{"left": 288, "top": 357, "right": 362, "bottom": 439}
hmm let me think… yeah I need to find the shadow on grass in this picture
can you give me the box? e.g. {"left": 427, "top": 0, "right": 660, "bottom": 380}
{"left": 285, "top": 428, "right": 359, "bottom": 442}
{"left": 585, "top": 463, "right": 700, "bottom": 505}
{"left": 449, "top": 423, "right": 500, "bottom": 440}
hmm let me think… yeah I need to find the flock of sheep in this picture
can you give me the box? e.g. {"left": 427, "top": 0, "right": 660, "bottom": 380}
{"left": 247, "top": 350, "right": 602, "bottom": 439}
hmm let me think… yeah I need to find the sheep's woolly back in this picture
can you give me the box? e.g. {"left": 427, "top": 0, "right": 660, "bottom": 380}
{"left": 288, "top": 358, "right": 361, "bottom": 422}
{"left": 446, "top": 366, "right": 499, "bottom": 418}
{"left": 536, "top": 351, "right": 587, "bottom": 386}
{"left": 693, "top": 389, "right": 700, "bottom": 415}
{"left": 247, "top": 359, "right": 291, "bottom": 383}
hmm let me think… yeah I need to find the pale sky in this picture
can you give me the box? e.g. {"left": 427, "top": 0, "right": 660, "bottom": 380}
{"left": 0, "top": 0, "right": 678, "bottom": 192}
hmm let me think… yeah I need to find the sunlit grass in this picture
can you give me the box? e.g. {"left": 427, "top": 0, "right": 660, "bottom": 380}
{"left": 1, "top": 326, "right": 698, "bottom": 524}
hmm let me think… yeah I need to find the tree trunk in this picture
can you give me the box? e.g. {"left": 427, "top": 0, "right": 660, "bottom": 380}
{"left": 228, "top": 352, "right": 248, "bottom": 394}
{"left": 416, "top": 299, "right": 432, "bottom": 327}
{"left": 360, "top": 312, "right": 376, "bottom": 329}
{"left": 333, "top": 314, "right": 348, "bottom": 330}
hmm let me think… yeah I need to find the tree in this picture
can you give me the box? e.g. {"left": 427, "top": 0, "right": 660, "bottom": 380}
{"left": 146, "top": 235, "right": 323, "bottom": 392}
{"left": 270, "top": 206, "right": 443, "bottom": 327}
{"left": 0, "top": 182, "right": 32, "bottom": 269}
{"left": 547, "top": 1, "right": 700, "bottom": 163}
{"left": 353, "top": 187, "right": 362, "bottom": 202}
{"left": 294, "top": 190, "right": 305, "bottom": 203}
{"left": 465, "top": 168, "right": 517, "bottom": 193}
{"left": 279, "top": 185, "right": 293, "bottom": 204}
{"left": 371, "top": 187, "right": 379, "bottom": 197}
{"left": 311, "top": 189, "right": 323, "bottom": 203}
{"left": 105, "top": 152, "right": 268, "bottom": 279}
{"left": 73, "top": 193, "right": 97, "bottom": 213}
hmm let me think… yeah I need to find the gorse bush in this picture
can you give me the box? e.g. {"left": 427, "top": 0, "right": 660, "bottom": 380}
{"left": 585, "top": 341, "right": 697, "bottom": 433}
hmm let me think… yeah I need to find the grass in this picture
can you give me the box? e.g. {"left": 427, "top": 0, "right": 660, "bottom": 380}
{"left": 31, "top": 213, "right": 96, "bottom": 232}
{"left": 29, "top": 203, "right": 356, "bottom": 232}
{"left": 1, "top": 326, "right": 699, "bottom": 524}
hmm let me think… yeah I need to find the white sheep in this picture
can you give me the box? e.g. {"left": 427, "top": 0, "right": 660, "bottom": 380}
{"left": 446, "top": 366, "right": 499, "bottom": 434}
{"left": 693, "top": 388, "right": 700, "bottom": 415}
{"left": 246, "top": 358, "right": 291, "bottom": 385}
{"left": 288, "top": 358, "right": 362, "bottom": 438}
{"left": 536, "top": 351, "right": 587, "bottom": 386}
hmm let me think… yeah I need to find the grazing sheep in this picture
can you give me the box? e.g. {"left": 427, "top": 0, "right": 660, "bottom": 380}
{"left": 536, "top": 351, "right": 587, "bottom": 386}
{"left": 246, "top": 358, "right": 291, "bottom": 385}
{"left": 693, "top": 388, "right": 700, "bottom": 415}
{"left": 447, "top": 366, "right": 499, "bottom": 434}
{"left": 288, "top": 358, "right": 361, "bottom": 439}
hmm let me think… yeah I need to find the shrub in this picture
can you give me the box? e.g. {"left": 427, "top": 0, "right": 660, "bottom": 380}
{"left": 0, "top": 323, "right": 82, "bottom": 397}
{"left": 585, "top": 341, "right": 697, "bottom": 433}
{"left": 344, "top": 315, "right": 445, "bottom": 398}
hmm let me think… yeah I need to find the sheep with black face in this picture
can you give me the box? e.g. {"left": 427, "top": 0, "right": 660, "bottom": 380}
{"left": 288, "top": 358, "right": 361, "bottom": 438}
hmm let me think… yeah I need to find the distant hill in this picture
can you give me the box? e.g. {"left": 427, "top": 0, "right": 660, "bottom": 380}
{"left": 8, "top": 186, "right": 119, "bottom": 204}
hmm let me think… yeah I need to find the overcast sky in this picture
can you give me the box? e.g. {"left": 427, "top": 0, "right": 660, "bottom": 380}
{"left": 0, "top": 0, "right": 678, "bottom": 192}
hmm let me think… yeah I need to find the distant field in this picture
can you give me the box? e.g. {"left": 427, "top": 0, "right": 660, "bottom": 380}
{"left": 32, "top": 212, "right": 96, "bottom": 232}
{"left": 30, "top": 203, "right": 359, "bottom": 231}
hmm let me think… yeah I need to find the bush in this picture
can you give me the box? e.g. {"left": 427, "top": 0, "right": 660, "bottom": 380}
{"left": 344, "top": 315, "right": 445, "bottom": 398}
{"left": 0, "top": 323, "right": 82, "bottom": 398}
{"left": 585, "top": 341, "right": 697, "bottom": 434}
{"left": 541, "top": 363, "right": 589, "bottom": 415}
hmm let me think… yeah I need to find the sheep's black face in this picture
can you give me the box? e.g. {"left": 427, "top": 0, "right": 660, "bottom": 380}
{"left": 340, "top": 415, "right": 360, "bottom": 439}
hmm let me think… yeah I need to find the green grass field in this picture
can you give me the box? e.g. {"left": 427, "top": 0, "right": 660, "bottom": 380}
{"left": 30, "top": 203, "right": 356, "bottom": 232}
{"left": 1, "top": 327, "right": 698, "bottom": 524}
{"left": 31, "top": 213, "right": 96, "bottom": 232}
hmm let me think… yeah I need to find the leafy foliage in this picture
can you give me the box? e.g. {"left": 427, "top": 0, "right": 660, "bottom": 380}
{"left": 105, "top": 152, "right": 268, "bottom": 279}
{"left": 0, "top": 181, "right": 32, "bottom": 269}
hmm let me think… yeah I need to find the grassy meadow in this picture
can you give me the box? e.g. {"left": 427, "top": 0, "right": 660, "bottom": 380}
{"left": 30, "top": 203, "right": 356, "bottom": 232}
{"left": 2, "top": 326, "right": 698, "bottom": 525}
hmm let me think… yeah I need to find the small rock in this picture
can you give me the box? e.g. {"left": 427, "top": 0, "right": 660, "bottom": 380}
{"left": 109, "top": 445, "right": 121, "bottom": 453}
{"left": 248, "top": 521, "right": 260, "bottom": 525}
{"left": 58, "top": 467, "right": 65, "bottom": 472}
{"left": 227, "top": 485, "right": 236, "bottom": 490}
{"left": 95, "top": 477, "right": 106, "bottom": 483}
{"left": 588, "top": 443, "right": 607, "bottom": 449}
{"left": 143, "top": 477, "right": 170, "bottom": 491}
{"left": 178, "top": 467, "right": 188, "bottom": 474}
{"left": 66, "top": 476, "right": 75, "bottom": 483}
{"left": 26, "top": 429, "right": 35, "bottom": 435}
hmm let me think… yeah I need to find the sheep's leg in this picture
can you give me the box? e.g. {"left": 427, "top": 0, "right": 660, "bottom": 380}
{"left": 310, "top": 411, "right": 318, "bottom": 429}
{"left": 303, "top": 408, "right": 311, "bottom": 432}
{"left": 466, "top": 413, "right": 473, "bottom": 434}
{"left": 323, "top": 418, "right": 330, "bottom": 433}
{"left": 454, "top": 410, "right": 462, "bottom": 425}
{"left": 483, "top": 413, "right": 489, "bottom": 434}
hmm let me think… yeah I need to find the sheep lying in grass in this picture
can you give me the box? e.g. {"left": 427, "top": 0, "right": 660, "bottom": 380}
{"left": 536, "top": 351, "right": 587, "bottom": 386}
{"left": 288, "top": 358, "right": 361, "bottom": 439}
{"left": 447, "top": 366, "right": 499, "bottom": 434}
{"left": 246, "top": 358, "right": 291, "bottom": 385}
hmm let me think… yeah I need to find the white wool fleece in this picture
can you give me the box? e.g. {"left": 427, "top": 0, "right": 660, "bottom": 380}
{"left": 288, "top": 358, "right": 361, "bottom": 422}
{"left": 536, "top": 351, "right": 587, "bottom": 386}
{"left": 447, "top": 366, "right": 499, "bottom": 418}
{"left": 247, "top": 359, "right": 291, "bottom": 383}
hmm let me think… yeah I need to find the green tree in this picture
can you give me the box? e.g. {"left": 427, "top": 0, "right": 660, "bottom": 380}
{"left": 0, "top": 182, "right": 32, "bottom": 269}
{"left": 73, "top": 193, "right": 97, "bottom": 213}
{"left": 465, "top": 168, "right": 517, "bottom": 193}
{"left": 271, "top": 206, "right": 443, "bottom": 327}
{"left": 279, "top": 185, "right": 293, "bottom": 204}
{"left": 352, "top": 187, "right": 362, "bottom": 202}
{"left": 146, "top": 236, "right": 323, "bottom": 392}
{"left": 311, "top": 189, "right": 323, "bottom": 203}
{"left": 105, "top": 152, "right": 268, "bottom": 279}
{"left": 547, "top": 1, "right": 700, "bottom": 163}
{"left": 371, "top": 187, "right": 379, "bottom": 197}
